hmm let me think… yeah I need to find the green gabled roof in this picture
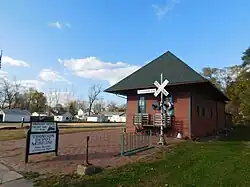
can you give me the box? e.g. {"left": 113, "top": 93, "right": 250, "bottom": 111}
{"left": 105, "top": 51, "right": 208, "bottom": 93}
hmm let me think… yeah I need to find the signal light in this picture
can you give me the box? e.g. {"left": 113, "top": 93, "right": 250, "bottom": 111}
{"left": 152, "top": 102, "right": 160, "bottom": 110}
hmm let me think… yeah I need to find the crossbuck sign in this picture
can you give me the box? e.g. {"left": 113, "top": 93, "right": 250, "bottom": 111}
{"left": 154, "top": 79, "right": 169, "bottom": 97}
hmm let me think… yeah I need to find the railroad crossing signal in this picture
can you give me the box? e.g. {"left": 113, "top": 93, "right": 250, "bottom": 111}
{"left": 154, "top": 79, "right": 169, "bottom": 97}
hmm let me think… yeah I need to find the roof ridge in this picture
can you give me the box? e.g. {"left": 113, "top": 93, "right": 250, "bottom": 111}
{"left": 166, "top": 51, "right": 208, "bottom": 82}
{"left": 104, "top": 50, "right": 172, "bottom": 92}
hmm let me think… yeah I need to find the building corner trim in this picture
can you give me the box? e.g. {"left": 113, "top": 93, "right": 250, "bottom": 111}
{"left": 189, "top": 93, "right": 192, "bottom": 138}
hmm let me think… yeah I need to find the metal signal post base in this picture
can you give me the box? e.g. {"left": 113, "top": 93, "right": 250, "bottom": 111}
{"left": 158, "top": 136, "right": 166, "bottom": 145}
{"left": 157, "top": 119, "right": 166, "bottom": 145}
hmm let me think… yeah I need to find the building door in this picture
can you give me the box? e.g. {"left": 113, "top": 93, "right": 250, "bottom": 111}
{"left": 138, "top": 96, "right": 146, "bottom": 113}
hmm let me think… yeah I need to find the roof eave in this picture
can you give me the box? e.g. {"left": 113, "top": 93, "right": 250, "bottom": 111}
{"left": 104, "top": 80, "right": 209, "bottom": 95}
{"left": 105, "top": 81, "right": 230, "bottom": 102}
{"left": 206, "top": 81, "right": 230, "bottom": 101}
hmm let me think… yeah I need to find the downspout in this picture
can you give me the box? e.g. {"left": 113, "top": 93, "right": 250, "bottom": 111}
{"left": 189, "top": 93, "right": 192, "bottom": 138}
{"left": 125, "top": 97, "right": 128, "bottom": 132}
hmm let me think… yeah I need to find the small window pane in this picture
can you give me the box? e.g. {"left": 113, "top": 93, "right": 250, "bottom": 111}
{"left": 138, "top": 96, "right": 146, "bottom": 113}
{"left": 197, "top": 106, "right": 200, "bottom": 116}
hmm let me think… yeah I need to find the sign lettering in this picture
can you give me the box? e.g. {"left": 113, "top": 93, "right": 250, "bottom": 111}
{"left": 29, "top": 133, "right": 56, "bottom": 154}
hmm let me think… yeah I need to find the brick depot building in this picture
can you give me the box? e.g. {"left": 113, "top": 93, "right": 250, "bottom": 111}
{"left": 105, "top": 51, "right": 231, "bottom": 138}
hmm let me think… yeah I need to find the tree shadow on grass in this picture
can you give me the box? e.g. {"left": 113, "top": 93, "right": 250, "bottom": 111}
{"left": 218, "top": 125, "right": 250, "bottom": 142}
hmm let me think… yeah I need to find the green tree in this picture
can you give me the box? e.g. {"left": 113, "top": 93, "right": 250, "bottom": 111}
{"left": 30, "top": 91, "right": 47, "bottom": 113}
{"left": 225, "top": 47, "right": 250, "bottom": 124}
{"left": 23, "top": 89, "right": 47, "bottom": 113}
{"left": 241, "top": 46, "right": 250, "bottom": 67}
{"left": 67, "top": 100, "right": 78, "bottom": 115}
{"left": 200, "top": 47, "right": 250, "bottom": 124}
{"left": 54, "top": 103, "right": 65, "bottom": 114}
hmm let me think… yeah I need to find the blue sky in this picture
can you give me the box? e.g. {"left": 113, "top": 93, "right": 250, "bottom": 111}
{"left": 0, "top": 0, "right": 250, "bottom": 104}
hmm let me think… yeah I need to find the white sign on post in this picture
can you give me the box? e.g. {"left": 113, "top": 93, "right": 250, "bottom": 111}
{"left": 31, "top": 122, "right": 57, "bottom": 133}
{"left": 137, "top": 88, "right": 156, "bottom": 94}
{"left": 29, "top": 133, "right": 56, "bottom": 154}
{"left": 25, "top": 121, "right": 59, "bottom": 163}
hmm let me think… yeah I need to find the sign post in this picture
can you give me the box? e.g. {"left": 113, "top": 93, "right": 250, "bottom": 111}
{"left": 154, "top": 73, "right": 169, "bottom": 145}
{"left": 25, "top": 121, "right": 59, "bottom": 163}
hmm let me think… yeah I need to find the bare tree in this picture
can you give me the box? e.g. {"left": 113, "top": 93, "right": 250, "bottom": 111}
{"left": 93, "top": 97, "right": 106, "bottom": 114}
{"left": 88, "top": 84, "right": 102, "bottom": 116}
{"left": 0, "top": 79, "right": 21, "bottom": 109}
{"left": 76, "top": 97, "right": 87, "bottom": 112}
{"left": 46, "top": 88, "right": 60, "bottom": 114}
{"left": 63, "top": 88, "right": 74, "bottom": 112}
{"left": 107, "top": 101, "right": 119, "bottom": 112}
{"left": 118, "top": 103, "right": 127, "bottom": 112}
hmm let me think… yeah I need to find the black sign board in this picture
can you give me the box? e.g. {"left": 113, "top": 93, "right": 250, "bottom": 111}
{"left": 25, "top": 119, "right": 59, "bottom": 163}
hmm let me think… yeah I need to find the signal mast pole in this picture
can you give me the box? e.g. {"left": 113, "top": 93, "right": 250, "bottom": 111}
{"left": 158, "top": 73, "right": 166, "bottom": 145}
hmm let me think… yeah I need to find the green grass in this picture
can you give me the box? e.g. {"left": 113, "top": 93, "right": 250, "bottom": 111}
{"left": 33, "top": 125, "right": 250, "bottom": 187}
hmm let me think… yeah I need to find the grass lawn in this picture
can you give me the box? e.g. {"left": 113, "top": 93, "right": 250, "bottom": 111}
{"left": 0, "top": 127, "right": 122, "bottom": 141}
{"left": 31, "top": 125, "right": 250, "bottom": 187}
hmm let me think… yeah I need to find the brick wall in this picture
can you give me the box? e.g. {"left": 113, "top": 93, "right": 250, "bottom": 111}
{"left": 217, "top": 101, "right": 226, "bottom": 130}
{"left": 126, "top": 92, "right": 190, "bottom": 137}
{"left": 126, "top": 95, "right": 137, "bottom": 132}
{"left": 191, "top": 93, "right": 226, "bottom": 137}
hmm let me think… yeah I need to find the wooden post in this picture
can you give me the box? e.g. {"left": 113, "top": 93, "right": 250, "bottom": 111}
{"left": 86, "top": 136, "right": 90, "bottom": 165}
{"left": 149, "top": 129, "right": 152, "bottom": 146}
{"left": 120, "top": 133, "right": 124, "bottom": 156}
{"left": 21, "top": 117, "right": 24, "bottom": 128}
{"left": 55, "top": 123, "right": 59, "bottom": 156}
{"left": 25, "top": 129, "right": 31, "bottom": 163}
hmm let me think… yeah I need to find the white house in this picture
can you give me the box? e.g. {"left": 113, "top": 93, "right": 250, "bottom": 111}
{"left": 103, "top": 112, "right": 126, "bottom": 122}
{"left": 77, "top": 109, "right": 84, "bottom": 116}
{"left": 54, "top": 111, "right": 73, "bottom": 122}
{"left": 86, "top": 114, "right": 108, "bottom": 122}
{"left": 119, "top": 113, "right": 126, "bottom": 122}
{"left": 75, "top": 109, "right": 88, "bottom": 121}
{"left": 31, "top": 112, "right": 47, "bottom": 117}
{"left": 0, "top": 109, "right": 31, "bottom": 122}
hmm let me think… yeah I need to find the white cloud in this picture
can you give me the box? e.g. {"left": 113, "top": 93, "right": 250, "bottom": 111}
{"left": 152, "top": 0, "right": 180, "bottom": 19}
{"left": 2, "top": 56, "right": 30, "bottom": 67}
{"left": 48, "top": 21, "right": 71, "bottom": 29}
{"left": 58, "top": 57, "right": 140, "bottom": 86}
{"left": 38, "top": 69, "right": 71, "bottom": 84}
